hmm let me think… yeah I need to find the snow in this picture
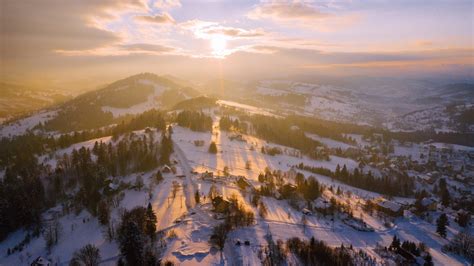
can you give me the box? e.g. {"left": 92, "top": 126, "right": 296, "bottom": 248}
{"left": 1, "top": 110, "right": 470, "bottom": 266}
{"left": 377, "top": 200, "right": 402, "bottom": 212}
{"left": 429, "top": 142, "right": 474, "bottom": 152}
{"left": 216, "top": 100, "right": 277, "bottom": 117}
{"left": 306, "top": 133, "right": 355, "bottom": 149}
{"left": 255, "top": 86, "right": 285, "bottom": 96}
{"left": 172, "top": 124, "right": 358, "bottom": 183}
{"left": 0, "top": 110, "right": 57, "bottom": 138}
{"left": 0, "top": 209, "right": 119, "bottom": 265}
{"left": 101, "top": 79, "right": 167, "bottom": 118}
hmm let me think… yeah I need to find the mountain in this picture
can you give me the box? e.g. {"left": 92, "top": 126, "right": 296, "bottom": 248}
{"left": 0, "top": 73, "right": 202, "bottom": 135}
{"left": 0, "top": 82, "right": 70, "bottom": 121}
{"left": 44, "top": 73, "right": 201, "bottom": 132}
{"left": 2, "top": 74, "right": 472, "bottom": 137}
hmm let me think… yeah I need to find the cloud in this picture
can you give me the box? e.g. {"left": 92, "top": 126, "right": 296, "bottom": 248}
{"left": 0, "top": 0, "right": 147, "bottom": 60}
{"left": 248, "top": 1, "right": 360, "bottom": 31}
{"left": 135, "top": 13, "right": 175, "bottom": 24}
{"left": 120, "top": 43, "right": 175, "bottom": 53}
{"left": 248, "top": 1, "right": 330, "bottom": 21}
{"left": 179, "top": 20, "right": 218, "bottom": 31}
{"left": 247, "top": 45, "right": 281, "bottom": 54}
{"left": 151, "top": 0, "right": 181, "bottom": 9}
{"left": 179, "top": 20, "right": 265, "bottom": 40}
{"left": 201, "top": 26, "right": 265, "bottom": 38}
{"left": 415, "top": 40, "right": 434, "bottom": 47}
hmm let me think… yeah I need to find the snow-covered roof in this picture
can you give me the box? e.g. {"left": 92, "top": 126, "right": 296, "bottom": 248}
{"left": 377, "top": 200, "right": 402, "bottom": 212}
{"left": 421, "top": 197, "right": 436, "bottom": 207}
{"left": 31, "top": 256, "right": 51, "bottom": 266}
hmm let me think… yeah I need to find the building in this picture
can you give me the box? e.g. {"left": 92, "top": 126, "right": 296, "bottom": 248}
{"left": 201, "top": 171, "right": 214, "bottom": 181}
{"left": 376, "top": 199, "right": 403, "bottom": 216}
{"left": 420, "top": 197, "right": 437, "bottom": 211}
{"left": 31, "top": 257, "right": 51, "bottom": 266}
{"left": 161, "top": 165, "right": 172, "bottom": 173}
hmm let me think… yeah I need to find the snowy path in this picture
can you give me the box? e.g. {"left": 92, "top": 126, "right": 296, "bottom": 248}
{"left": 173, "top": 140, "right": 197, "bottom": 210}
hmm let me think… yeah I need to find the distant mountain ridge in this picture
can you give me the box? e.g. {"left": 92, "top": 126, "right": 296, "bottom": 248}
{"left": 38, "top": 73, "right": 201, "bottom": 132}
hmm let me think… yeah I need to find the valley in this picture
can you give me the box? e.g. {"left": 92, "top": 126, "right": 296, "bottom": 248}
{"left": 0, "top": 73, "right": 473, "bottom": 265}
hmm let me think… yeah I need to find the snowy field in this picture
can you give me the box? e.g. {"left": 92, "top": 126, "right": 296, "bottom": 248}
{"left": 0, "top": 110, "right": 57, "bottom": 138}
{"left": 0, "top": 115, "right": 470, "bottom": 265}
{"left": 102, "top": 79, "right": 168, "bottom": 118}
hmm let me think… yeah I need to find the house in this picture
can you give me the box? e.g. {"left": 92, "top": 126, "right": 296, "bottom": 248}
{"left": 417, "top": 174, "right": 436, "bottom": 185}
{"left": 161, "top": 165, "right": 172, "bottom": 173}
{"left": 201, "top": 171, "right": 214, "bottom": 181}
{"left": 278, "top": 183, "right": 297, "bottom": 199}
{"left": 314, "top": 198, "right": 331, "bottom": 210}
{"left": 212, "top": 196, "right": 230, "bottom": 213}
{"left": 376, "top": 199, "right": 403, "bottom": 216}
{"left": 31, "top": 256, "right": 51, "bottom": 266}
{"left": 420, "top": 197, "right": 437, "bottom": 211}
{"left": 229, "top": 134, "right": 246, "bottom": 142}
{"left": 286, "top": 167, "right": 298, "bottom": 180}
{"left": 236, "top": 176, "right": 251, "bottom": 190}
{"left": 194, "top": 140, "right": 205, "bottom": 147}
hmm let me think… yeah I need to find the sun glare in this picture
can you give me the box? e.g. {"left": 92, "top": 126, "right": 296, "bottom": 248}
{"left": 211, "top": 35, "right": 227, "bottom": 56}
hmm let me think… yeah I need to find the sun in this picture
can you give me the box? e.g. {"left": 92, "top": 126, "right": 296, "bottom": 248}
{"left": 211, "top": 35, "right": 227, "bottom": 56}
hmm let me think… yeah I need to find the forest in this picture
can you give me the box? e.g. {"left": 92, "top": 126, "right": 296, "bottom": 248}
{"left": 297, "top": 163, "right": 415, "bottom": 197}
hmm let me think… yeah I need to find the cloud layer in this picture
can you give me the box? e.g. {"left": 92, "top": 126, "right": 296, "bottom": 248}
{"left": 1, "top": 0, "right": 472, "bottom": 87}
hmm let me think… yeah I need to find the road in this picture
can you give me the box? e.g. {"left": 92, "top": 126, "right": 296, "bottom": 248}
{"left": 173, "top": 139, "right": 198, "bottom": 210}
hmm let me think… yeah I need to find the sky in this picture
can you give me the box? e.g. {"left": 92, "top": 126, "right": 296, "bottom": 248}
{"left": 1, "top": 0, "right": 473, "bottom": 89}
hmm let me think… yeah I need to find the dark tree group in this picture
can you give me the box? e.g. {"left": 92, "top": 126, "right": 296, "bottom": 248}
{"left": 117, "top": 205, "right": 158, "bottom": 265}
{"left": 297, "top": 163, "right": 414, "bottom": 197}
{"left": 0, "top": 110, "right": 167, "bottom": 240}
{"left": 287, "top": 237, "right": 354, "bottom": 266}
{"left": 176, "top": 110, "right": 212, "bottom": 132}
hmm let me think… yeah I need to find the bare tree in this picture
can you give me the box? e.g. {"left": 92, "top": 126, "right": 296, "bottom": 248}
{"left": 70, "top": 244, "right": 101, "bottom": 266}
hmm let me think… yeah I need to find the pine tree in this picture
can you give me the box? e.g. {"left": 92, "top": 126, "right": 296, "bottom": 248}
{"left": 441, "top": 189, "right": 451, "bottom": 207}
{"left": 335, "top": 164, "right": 341, "bottom": 177}
{"left": 423, "top": 253, "right": 434, "bottom": 266}
{"left": 145, "top": 203, "right": 157, "bottom": 241}
{"left": 390, "top": 235, "right": 400, "bottom": 250}
{"left": 195, "top": 190, "right": 200, "bottom": 204}
{"left": 341, "top": 164, "right": 349, "bottom": 179}
{"left": 97, "top": 201, "right": 110, "bottom": 225}
{"left": 436, "top": 213, "right": 448, "bottom": 238}
{"left": 259, "top": 201, "right": 268, "bottom": 218}
{"left": 159, "top": 132, "right": 173, "bottom": 165}
{"left": 118, "top": 221, "right": 144, "bottom": 265}
{"left": 208, "top": 141, "right": 218, "bottom": 154}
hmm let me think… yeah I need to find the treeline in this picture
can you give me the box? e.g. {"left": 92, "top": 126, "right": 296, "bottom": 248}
{"left": 297, "top": 163, "right": 414, "bottom": 196}
{"left": 241, "top": 115, "right": 323, "bottom": 155}
{"left": 287, "top": 237, "right": 354, "bottom": 266}
{"left": 0, "top": 110, "right": 166, "bottom": 169}
{"left": 382, "top": 131, "right": 474, "bottom": 147}
{"left": 0, "top": 112, "right": 169, "bottom": 240}
{"left": 171, "top": 96, "right": 217, "bottom": 110}
{"left": 41, "top": 73, "right": 181, "bottom": 132}
{"left": 176, "top": 110, "right": 213, "bottom": 132}
{"left": 255, "top": 170, "right": 323, "bottom": 203}
{"left": 288, "top": 115, "right": 366, "bottom": 145}
{"left": 112, "top": 109, "right": 166, "bottom": 136}
{"left": 219, "top": 116, "right": 247, "bottom": 132}
{"left": 0, "top": 152, "right": 45, "bottom": 241}
{"left": 58, "top": 132, "right": 167, "bottom": 214}
{"left": 43, "top": 104, "right": 114, "bottom": 132}
{"left": 260, "top": 93, "right": 307, "bottom": 106}
{"left": 209, "top": 194, "right": 255, "bottom": 251}
{"left": 259, "top": 114, "right": 474, "bottom": 147}
{"left": 117, "top": 204, "right": 160, "bottom": 265}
